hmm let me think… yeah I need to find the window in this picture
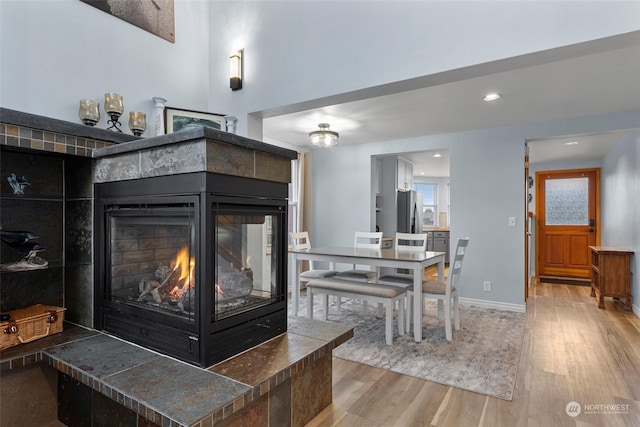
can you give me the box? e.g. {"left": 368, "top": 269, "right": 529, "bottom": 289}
{"left": 414, "top": 183, "right": 437, "bottom": 227}
{"left": 288, "top": 159, "right": 299, "bottom": 239}
{"left": 545, "top": 177, "right": 589, "bottom": 225}
{"left": 446, "top": 182, "right": 450, "bottom": 227}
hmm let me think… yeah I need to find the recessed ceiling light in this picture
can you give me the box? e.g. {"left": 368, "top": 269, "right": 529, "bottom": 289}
{"left": 420, "top": 172, "right": 425, "bottom": 175}
{"left": 432, "top": 153, "right": 443, "bottom": 158}
{"left": 564, "top": 141, "right": 579, "bottom": 145}
{"left": 482, "top": 93, "right": 501, "bottom": 102}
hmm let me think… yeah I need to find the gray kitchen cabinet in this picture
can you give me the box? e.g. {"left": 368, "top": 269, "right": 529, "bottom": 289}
{"left": 427, "top": 230, "right": 449, "bottom": 264}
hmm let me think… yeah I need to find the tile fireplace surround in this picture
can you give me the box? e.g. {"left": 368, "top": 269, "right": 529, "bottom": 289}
{"left": 0, "top": 108, "right": 353, "bottom": 426}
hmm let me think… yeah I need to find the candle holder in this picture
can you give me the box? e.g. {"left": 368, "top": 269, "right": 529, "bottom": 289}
{"left": 104, "top": 93, "right": 124, "bottom": 132}
{"left": 129, "top": 112, "right": 146, "bottom": 136}
{"left": 79, "top": 100, "right": 100, "bottom": 126}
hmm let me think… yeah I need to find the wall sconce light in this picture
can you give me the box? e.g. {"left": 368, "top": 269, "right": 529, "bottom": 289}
{"left": 230, "top": 49, "right": 243, "bottom": 90}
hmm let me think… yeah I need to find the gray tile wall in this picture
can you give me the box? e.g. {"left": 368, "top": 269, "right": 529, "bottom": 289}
{"left": 1, "top": 122, "right": 103, "bottom": 327}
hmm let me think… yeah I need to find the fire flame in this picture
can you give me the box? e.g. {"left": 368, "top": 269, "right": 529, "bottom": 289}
{"left": 168, "top": 247, "right": 195, "bottom": 300}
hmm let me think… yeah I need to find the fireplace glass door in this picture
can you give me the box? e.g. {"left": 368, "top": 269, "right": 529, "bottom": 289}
{"left": 105, "top": 204, "right": 197, "bottom": 323}
{"left": 214, "top": 206, "right": 281, "bottom": 321}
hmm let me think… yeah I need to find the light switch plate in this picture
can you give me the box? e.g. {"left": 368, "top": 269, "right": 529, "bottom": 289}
{"left": 508, "top": 216, "right": 516, "bottom": 227}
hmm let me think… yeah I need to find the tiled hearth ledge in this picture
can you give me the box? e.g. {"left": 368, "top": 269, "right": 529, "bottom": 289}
{"left": 1, "top": 107, "right": 297, "bottom": 183}
{"left": 1, "top": 107, "right": 138, "bottom": 155}
{"left": 0, "top": 318, "right": 353, "bottom": 427}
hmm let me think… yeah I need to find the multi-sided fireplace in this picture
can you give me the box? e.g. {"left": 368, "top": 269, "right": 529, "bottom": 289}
{"left": 94, "top": 172, "right": 288, "bottom": 367}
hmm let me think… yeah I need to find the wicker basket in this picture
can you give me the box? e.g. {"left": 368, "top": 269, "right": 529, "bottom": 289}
{"left": 1, "top": 304, "right": 66, "bottom": 350}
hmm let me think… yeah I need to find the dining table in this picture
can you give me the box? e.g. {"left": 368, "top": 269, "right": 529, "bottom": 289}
{"left": 290, "top": 246, "right": 446, "bottom": 343}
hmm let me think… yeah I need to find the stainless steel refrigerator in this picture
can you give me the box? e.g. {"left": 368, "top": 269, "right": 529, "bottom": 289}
{"left": 397, "top": 190, "right": 424, "bottom": 233}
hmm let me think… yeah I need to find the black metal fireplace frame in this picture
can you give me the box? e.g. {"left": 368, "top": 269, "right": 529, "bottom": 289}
{"left": 94, "top": 172, "right": 288, "bottom": 367}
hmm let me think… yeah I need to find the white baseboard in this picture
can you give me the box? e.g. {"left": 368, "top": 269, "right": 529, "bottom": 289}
{"left": 458, "top": 297, "right": 526, "bottom": 313}
{"left": 458, "top": 298, "right": 639, "bottom": 317}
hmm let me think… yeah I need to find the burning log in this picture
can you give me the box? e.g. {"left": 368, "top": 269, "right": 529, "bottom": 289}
{"left": 216, "top": 270, "right": 253, "bottom": 301}
{"left": 137, "top": 265, "right": 181, "bottom": 303}
{"left": 137, "top": 279, "right": 161, "bottom": 303}
{"left": 178, "top": 287, "right": 196, "bottom": 312}
{"left": 136, "top": 246, "right": 196, "bottom": 308}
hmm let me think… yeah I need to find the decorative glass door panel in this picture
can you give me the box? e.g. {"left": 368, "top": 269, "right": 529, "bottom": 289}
{"left": 545, "top": 177, "right": 589, "bottom": 226}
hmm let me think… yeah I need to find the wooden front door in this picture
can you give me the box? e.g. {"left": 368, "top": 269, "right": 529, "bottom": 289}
{"left": 536, "top": 168, "right": 600, "bottom": 279}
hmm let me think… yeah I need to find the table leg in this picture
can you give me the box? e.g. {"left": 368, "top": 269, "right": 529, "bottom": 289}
{"left": 413, "top": 264, "right": 422, "bottom": 342}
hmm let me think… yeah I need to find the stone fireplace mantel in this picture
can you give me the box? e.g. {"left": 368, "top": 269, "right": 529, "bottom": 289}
{"left": 93, "top": 125, "right": 297, "bottom": 185}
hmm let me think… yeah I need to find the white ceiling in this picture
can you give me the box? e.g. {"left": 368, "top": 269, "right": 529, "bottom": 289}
{"left": 262, "top": 32, "right": 640, "bottom": 174}
{"left": 402, "top": 151, "right": 450, "bottom": 178}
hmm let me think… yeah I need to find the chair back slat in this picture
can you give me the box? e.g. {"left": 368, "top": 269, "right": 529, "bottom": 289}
{"left": 290, "top": 231, "right": 311, "bottom": 250}
{"left": 394, "top": 232, "right": 427, "bottom": 252}
{"left": 354, "top": 231, "right": 383, "bottom": 249}
{"left": 349, "top": 231, "right": 383, "bottom": 272}
{"left": 290, "top": 231, "right": 318, "bottom": 269}
{"left": 447, "top": 238, "right": 470, "bottom": 295}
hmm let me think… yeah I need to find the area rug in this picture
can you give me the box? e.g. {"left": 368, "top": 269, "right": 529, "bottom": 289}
{"left": 293, "top": 294, "right": 525, "bottom": 400}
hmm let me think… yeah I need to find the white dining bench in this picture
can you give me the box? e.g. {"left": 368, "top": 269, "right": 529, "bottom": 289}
{"left": 305, "top": 277, "right": 406, "bottom": 345}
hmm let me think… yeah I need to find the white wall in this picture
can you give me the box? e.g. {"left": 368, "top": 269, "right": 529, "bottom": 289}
{"left": 207, "top": 1, "right": 640, "bottom": 138}
{"left": 0, "top": 1, "right": 210, "bottom": 135}
{"left": 601, "top": 132, "right": 640, "bottom": 313}
{"left": 2, "top": 0, "right": 639, "bottom": 137}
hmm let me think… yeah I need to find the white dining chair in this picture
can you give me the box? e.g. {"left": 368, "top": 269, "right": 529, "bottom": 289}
{"left": 335, "top": 231, "right": 383, "bottom": 282}
{"left": 334, "top": 231, "right": 383, "bottom": 312}
{"left": 378, "top": 232, "right": 428, "bottom": 287}
{"left": 290, "top": 231, "right": 339, "bottom": 289}
{"left": 406, "top": 237, "right": 469, "bottom": 341}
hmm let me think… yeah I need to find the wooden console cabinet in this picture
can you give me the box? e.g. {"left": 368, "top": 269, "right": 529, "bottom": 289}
{"left": 589, "top": 246, "right": 634, "bottom": 311}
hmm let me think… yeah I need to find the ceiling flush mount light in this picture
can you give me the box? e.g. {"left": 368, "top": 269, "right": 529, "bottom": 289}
{"left": 564, "top": 141, "right": 579, "bottom": 145}
{"left": 482, "top": 92, "right": 501, "bottom": 102}
{"left": 432, "top": 153, "right": 443, "bottom": 158}
{"left": 230, "top": 49, "right": 243, "bottom": 90}
{"left": 309, "top": 123, "right": 339, "bottom": 148}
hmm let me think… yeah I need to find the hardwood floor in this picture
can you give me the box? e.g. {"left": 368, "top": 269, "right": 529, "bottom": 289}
{"left": 306, "top": 280, "right": 640, "bottom": 426}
